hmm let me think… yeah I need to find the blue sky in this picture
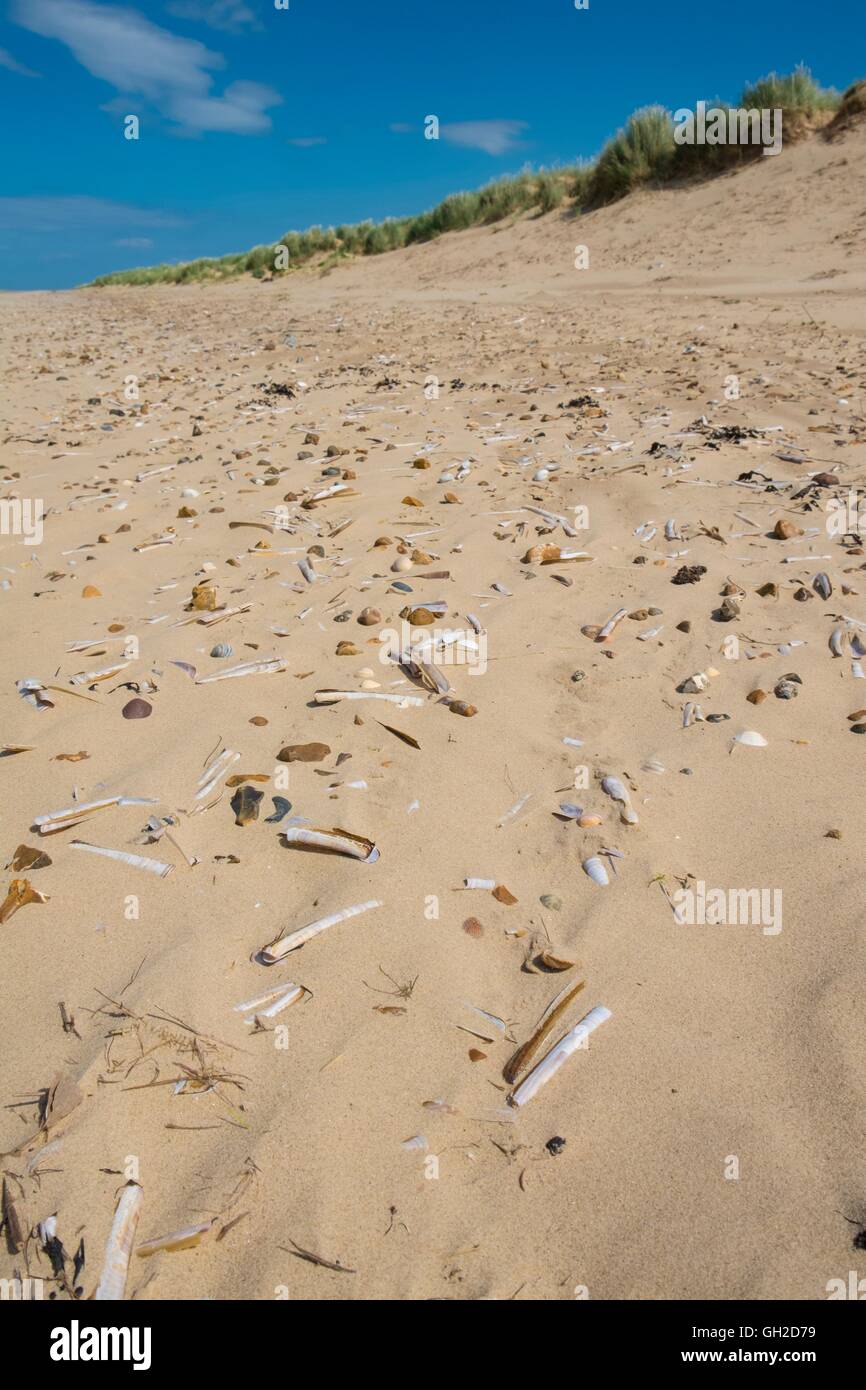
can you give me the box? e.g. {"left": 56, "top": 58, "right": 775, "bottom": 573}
{"left": 1, "top": 0, "right": 863, "bottom": 290}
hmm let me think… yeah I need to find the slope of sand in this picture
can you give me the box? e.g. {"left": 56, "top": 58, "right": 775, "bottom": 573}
{"left": 1, "top": 123, "right": 865, "bottom": 1301}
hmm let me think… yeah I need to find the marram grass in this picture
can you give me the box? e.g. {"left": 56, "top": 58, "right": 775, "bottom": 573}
{"left": 90, "top": 66, "right": 841, "bottom": 287}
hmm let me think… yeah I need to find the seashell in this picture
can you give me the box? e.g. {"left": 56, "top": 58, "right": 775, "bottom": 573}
{"left": 463, "top": 877, "right": 496, "bottom": 889}
{"left": 391, "top": 556, "right": 413, "bottom": 572}
{"left": 829, "top": 626, "right": 847, "bottom": 657}
{"left": 732, "top": 730, "right": 768, "bottom": 748}
{"left": 195, "top": 657, "right": 286, "bottom": 684}
{"left": 280, "top": 824, "right": 379, "bottom": 862}
{"left": 234, "top": 980, "right": 306, "bottom": 1021}
{"left": 0, "top": 877, "right": 50, "bottom": 924}
{"left": 539, "top": 949, "right": 577, "bottom": 972}
{"left": 137, "top": 1221, "right": 214, "bottom": 1258}
{"left": 9, "top": 844, "right": 51, "bottom": 872}
{"left": 336, "top": 641, "right": 360, "bottom": 656}
{"left": 597, "top": 608, "right": 627, "bottom": 642}
{"left": 532, "top": 468, "right": 550, "bottom": 482}
{"left": 719, "top": 597, "right": 740, "bottom": 622}
{"left": 540, "top": 894, "right": 562, "bottom": 911}
{"left": 259, "top": 899, "right": 382, "bottom": 962}
{"left": 122, "top": 697, "right": 152, "bottom": 719}
{"left": 357, "top": 607, "right": 382, "bottom": 626}
{"left": 210, "top": 643, "right": 233, "bottom": 658}
{"left": 278, "top": 742, "right": 331, "bottom": 763}
{"left": 601, "top": 775, "right": 638, "bottom": 825}
{"left": 774, "top": 679, "right": 799, "bottom": 700}
{"left": 190, "top": 582, "right": 218, "bottom": 611}
{"left": 448, "top": 700, "right": 477, "bottom": 717}
{"left": 582, "top": 856, "right": 609, "bottom": 886}
{"left": 95, "top": 1182, "right": 143, "bottom": 1301}
{"left": 642, "top": 757, "right": 665, "bottom": 774}
{"left": 578, "top": 812, "right": 603, "bottom": 828}
{"left": 510, "top": 1005, "right": 612, "bottom": 1106}
{"left": 813, "top": 572, "right": 832, "bottom": 599}
{"left": 265, "top": 796, "right": 293, "bottom": 823}
{"left": 401, "top": 1135, "right": 428, "bottom": 1153}
{"left": 71, "top": 840, "right": 173, "bottom": 877}
{"left": 231, "top": 784, "right": 263, "bottom": 826}
{"left": 679, "top": 671, "right": 709, "bottom": 693}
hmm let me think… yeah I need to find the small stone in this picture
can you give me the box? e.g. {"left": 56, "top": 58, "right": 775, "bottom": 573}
{"left": 357, "top": 607, "right": 382, "bottom": 626}
{"left": 571, "top": 670, "right": 586, "bottom": 683}
{"left": 825, "top": 829, "right": 842, "bottom": 839}
{"left": 336, "top": 641, "right": 361, "bottom": 656}
{"left": 676, "top": 620, "right": 691, "bottom": 633}
{"left": 545, "top": 1136, "right": 566, "bottom": 1157}
{"left": 747, "top": 690, "right": 767, "bottom": 704}
{"left": 773, "top": 518, "right": 804, "bottom": 540}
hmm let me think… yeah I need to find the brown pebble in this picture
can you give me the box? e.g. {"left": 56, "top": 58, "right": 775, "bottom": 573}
{"left": 773, "top": 519, "right": 804, "bottom": 540}
{"left": 825, "top": 829, "right": 843, "bottom": 839}
{"left": 336, "top": 641, "right": 361, "bottom": 656}
{"left": 277, "top": 742, "right": 331, "bottom": 763}
{"left": 82, "top": 585, "right": 101, "bottom": 598}
{"left": 747, "top": 690, "right": 767, "bottom": 704}
{"left": 468, "top": 1048, "right": 487, "bottom": 1062}
{"left": 249, "top": 715, "right": 268, "bottom": 726}
{"left": 357, "top": 607, "right": 382, "bottom": 626}
{"left": 676, "top": 620, "right": 691, "bottom": 633}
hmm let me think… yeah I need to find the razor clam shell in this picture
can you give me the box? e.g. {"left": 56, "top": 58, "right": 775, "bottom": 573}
{"left": 34, "top": 795, "right": 158, "bottom": 834}
{"left": 195, "top": 657, "right": 287, "bottom": 684}
{"left": 196, "top": 748, "right": 240, "bottom": 800}
{"left": 462, "top": 877, "right": 496, "bottom": 889}
{"left": 234, "top": 981, "right": 305, "bottom": 1015}
{"left": 136, "top": 1221, "right": 213, "bottom": 1257}
{"left": 281, "top": 825, "right": 379, "bottom": 863}
{"left": 259, "top": 898, "right": 382, "bottom": 963}
{"left": 71, "top": 840, "right": 174, "bottom": 877}
{"left": 509, "top": 1005, "right": 612, "bottom": 1107}
{"left": 582, "top": 856, "right": 609, "bottom": 886}
{"left": 830, "top": 626, "right": 847, "bottom": 657}
{"left": 95, "top": 1182, "right": 143, "bottom": 1300}
{"left": 313, "top": 689, "right": 424, "bottom": 707}
{"left": 497, "top": 792, "right": 532, "bottom": 828}
{"left": 597, "top": 607, "right": 627, "bottom": 641}
{"left": 69, "top": 660, "right": 131, "bottom": 685}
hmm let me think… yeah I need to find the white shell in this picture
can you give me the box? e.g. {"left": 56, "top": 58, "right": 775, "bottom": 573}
{"left": 582, "top": 856, "right": 609, "bottom": 886}
{"left": 733, "top": 730, "right": 768, "bottom": 747}
{"left": 259, "top": 899, "right": 382, "bottom": 963}
{"left": 95, "top": 1182, "right": 143, "bottom": 1301}
{"left": 510, "top": 1006, "right": 612, "bottom": 1106}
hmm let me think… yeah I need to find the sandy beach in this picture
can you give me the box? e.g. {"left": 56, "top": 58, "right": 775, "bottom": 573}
{"left": 1, "top": 115, "right": 865, "bottom": 1303}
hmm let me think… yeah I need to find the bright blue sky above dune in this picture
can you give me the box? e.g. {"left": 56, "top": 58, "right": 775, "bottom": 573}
{"left": 1, "top": 0, "right": 863, "bottom": 289}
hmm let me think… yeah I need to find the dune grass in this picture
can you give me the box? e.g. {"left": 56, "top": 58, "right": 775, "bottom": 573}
{"left": 90, "top": 65, "right": 841, "bottom": 287}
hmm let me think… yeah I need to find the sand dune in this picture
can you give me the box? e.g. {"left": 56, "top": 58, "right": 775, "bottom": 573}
{"left": 1, "top": 120, "right": 865, "bottom": 1301}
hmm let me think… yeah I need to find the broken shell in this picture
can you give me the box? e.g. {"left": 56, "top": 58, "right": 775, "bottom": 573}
{"left": 280, "top": 825, "right": 379, "bottom": 862}
{"left": 0, "top": 877, "right": 50, "bottom": 924}
{"left": 231, "top": 784, "right": 263, "bottom": 826}
{"left": 813, "top": 572, "right": 832, "bottom": 599}
{"left": 601, "top": 775, "right": 638, "bottom": 826}
{"left": 539, "top": 949, "right": 577, "bottom": 972}
{"left": 732, "top": 730, "right": 768, "bottom": 748}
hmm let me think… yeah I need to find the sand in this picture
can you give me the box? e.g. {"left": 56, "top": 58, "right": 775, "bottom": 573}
{"left": 1, "top": 120, "right": 865, "bottom": 1302}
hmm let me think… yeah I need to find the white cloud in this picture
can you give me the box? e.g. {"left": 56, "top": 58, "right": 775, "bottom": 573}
{"left": 0, "top": 46, "right": 40, "bottom": 76}
{"left": 114, "top": 236, "right": 155, "bottom": 247}
{"left": 166, "top": 1, "right": 260, "bottom": 33}
{"left": 287, "top": 135, "right": 327, "bottom": 148}
{"left": 11, "top": 0, "right": 281, "bottom": 134}
{"left": 0, "top": 197, "right": 185, "bottom": 232}
{"left": 441, "top": 120, "right": 528, "bottom": 155}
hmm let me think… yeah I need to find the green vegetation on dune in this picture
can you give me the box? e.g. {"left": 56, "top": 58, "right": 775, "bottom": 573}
{"left": 89, "top": 66, "right": 843, "bottom": 287}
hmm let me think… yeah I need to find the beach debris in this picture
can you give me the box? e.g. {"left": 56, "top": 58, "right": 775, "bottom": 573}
{"left": 195, "top": 657, "right": 287, "bottom": 685}
{"left": 375, "top": 720, "right": 420, "bottom": 749}
{"left": 280, "top": 825, "right": 379, "bottom": 862}
{"left": 210, "top": 643, "right": 233, "bottom": 659}
{"left": 509, "top": 1005, "right": 612, "bottom": 1107}
{"left": 0, "top": 877, "right": 50, "bottom": 924}
{"left": 71, "top": 840, "right": 174, "bottom": 877}
{"left": 34, "top": 794, "right": 158, "bottom": 836}
{"left": 521, "top": 544, "right": 592, "bottom": 565}
{"left": 582, "top": 856, "right": 609, "bottom": 886}
{"left": 136, "top": 1222, "right": 214, "bottom": 1258}
{"left": 122, "top": 697, "right": 152, "bottom": 719}
{"left": 773, "top": 519, "right": 804, "bottom": 540}
{"left": 493, "top": 884, "right": 518, "bottom": 905}
{"left": 258, "top": 899, "right": 382, "bottom": 962}
{"left": 601, "top": 775, "right": 638, "bottom": 825}
{"left": 234, "top": 980, "right": 307, "bottom": 1024}
{"left": 265, "top": 796, "right": 293, "bottom": 823}
{"left": 538, "top": 948, "right": 577, "bottom": 972}
{"left": 231, "top": 785, "right": 264, "bottom": 826}
{"left": 278, "top": 742, "right": 331, "bottom": 763}
{"left": 313, "top": 689, "right": 424, "bottom": 707}
{"left": 504, "top": 978, "right": 587, "bottom": 1085}
{"left": 731, "top": 730, "right": 768, "bottom": 750}
{"left": 94, "top": 1181, "right": 143, "bottom": 1301}
{"left": 497, "top": 793, "right": 532, "bottom": 828}
{"left": 8, "top": 844, "right": 52, "bottom": 871}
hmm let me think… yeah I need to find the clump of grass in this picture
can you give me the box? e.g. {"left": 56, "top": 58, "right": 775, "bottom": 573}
{"left": 587, "top": 105, "right": 675, "bottom": 204}
{"left": 740, "top": 64, "right": 839, "bottom": 116}
{"left": 88, "top": 66, "right": 848, "bottom": 286}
